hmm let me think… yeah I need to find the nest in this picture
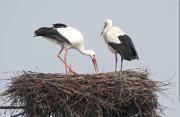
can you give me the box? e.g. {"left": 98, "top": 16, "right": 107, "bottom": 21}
{"left": 1, "top": 70, "right": 168, "bottom": 117}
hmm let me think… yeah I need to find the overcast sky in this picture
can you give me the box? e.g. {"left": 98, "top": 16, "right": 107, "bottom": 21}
{"left": 0, "top": 0, "right": 179, "bottom": 116}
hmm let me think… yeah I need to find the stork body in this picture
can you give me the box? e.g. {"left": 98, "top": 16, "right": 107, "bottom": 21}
{"left": 34, "top": 23, "right": 98, "bottom": 74}
{"left": 101, "top": 19, "right": 139, "bottom": 71}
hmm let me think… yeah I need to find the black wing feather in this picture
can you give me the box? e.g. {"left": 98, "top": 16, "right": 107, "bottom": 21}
{"left": 34, "top": 27, "right": 70, "bottom": 44}
{"left": 108, "top": 34, "right": 139, "bottom": 61}
{"left": 52, "top": 23, "right": 67, "bottom": 28}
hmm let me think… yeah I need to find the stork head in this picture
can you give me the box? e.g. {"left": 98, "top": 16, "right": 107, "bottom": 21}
{"left": 105, "top": 19, "right": 112, "bottom": 26}
{"left": 101, "top": 19, "right": 113, "bottom": 35}
{"left": 86, "top": 50, "right": 98, "bottom": 73}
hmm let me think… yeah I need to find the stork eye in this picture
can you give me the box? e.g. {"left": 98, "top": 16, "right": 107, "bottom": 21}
{"left": 93, "top": 55, "right": 96, "bottom": 57}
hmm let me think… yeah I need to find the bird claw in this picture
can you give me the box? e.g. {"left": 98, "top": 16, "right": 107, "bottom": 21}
{"left": 57, "top": 55, "right": 77, "bottom": 75}
{"left": 68, "top": 65, "right": 77, "bottom": 75}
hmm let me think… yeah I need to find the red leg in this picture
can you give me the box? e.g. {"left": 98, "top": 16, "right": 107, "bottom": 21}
{"left": 57, "top": 47, "right": 63, "bottom": 57}
{"left": 64, "top": 49, "right": 68, "bottom": 74}
{"left": 57, "top": 48, "right": 76, "bottom": 74}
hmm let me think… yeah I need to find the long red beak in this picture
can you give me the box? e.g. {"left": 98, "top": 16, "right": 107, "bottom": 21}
{"left": 92, "top": 58, "right": 98, "bottom": 73}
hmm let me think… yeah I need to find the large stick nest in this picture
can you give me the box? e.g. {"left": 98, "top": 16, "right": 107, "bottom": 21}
{"left": 1, "top": 70, "right": 168, "bottom": 117}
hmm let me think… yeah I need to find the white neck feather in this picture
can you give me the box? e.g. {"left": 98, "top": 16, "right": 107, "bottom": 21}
{"left": 77, "top": 45, "right": 92, "bottom": 57}
{"left": 103, "top": 21, "right": 113, "bottom": 34}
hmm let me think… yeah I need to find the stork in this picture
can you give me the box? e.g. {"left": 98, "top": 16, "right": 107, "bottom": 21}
{"left": 34, "top": 23, "right": 98, "bottom": 74}
{"left": 101, "top": 19, "right": 139, "bottom": 72}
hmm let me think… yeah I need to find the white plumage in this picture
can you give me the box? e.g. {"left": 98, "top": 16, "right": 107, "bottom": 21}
{"left": 56, "top": 27, "right": 84, "bottom": 46}
{"left": 34, "top": 23, "right": 98, "bottom": 74}
{"left": 101, "top": 19, "right": 139, "bottom": 71}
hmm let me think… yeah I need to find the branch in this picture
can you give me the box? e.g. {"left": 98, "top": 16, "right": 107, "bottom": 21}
{"left": 0, "top": 106, "right": 25, "bottom": 109}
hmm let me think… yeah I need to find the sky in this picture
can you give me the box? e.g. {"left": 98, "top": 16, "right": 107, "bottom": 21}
{"left": 0, "top": 0, "right": 179, "bottom": 116}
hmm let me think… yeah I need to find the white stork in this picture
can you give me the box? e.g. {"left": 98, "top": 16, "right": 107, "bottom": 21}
{"left": 34, "top": 23, "right": 98, "bottom": 74}
{"left": 101, "top": 19, "right": 139, "bottom": 71}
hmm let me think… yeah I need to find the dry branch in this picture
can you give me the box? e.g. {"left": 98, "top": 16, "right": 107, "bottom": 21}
{"left": 0, "top": 70, "right": 168, "bottom": 117}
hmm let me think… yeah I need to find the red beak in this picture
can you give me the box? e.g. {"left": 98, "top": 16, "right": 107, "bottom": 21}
{"left": 92, "top": 58, "right": 98, "bottom": 73}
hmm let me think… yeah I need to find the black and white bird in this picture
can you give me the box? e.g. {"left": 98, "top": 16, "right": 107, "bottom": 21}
{"left": 34, "top": 23, "right": 98, "bottom": 74}
{"left": 101, "top": 19, "right": 139, "bottom": 71}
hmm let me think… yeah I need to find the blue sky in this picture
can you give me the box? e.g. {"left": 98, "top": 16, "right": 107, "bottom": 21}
{"left": 0, "top": 0, "right": 179, "bottom": 116}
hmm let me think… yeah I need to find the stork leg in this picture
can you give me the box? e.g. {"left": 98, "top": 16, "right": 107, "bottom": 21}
{"left": 57, "top": 47, "right": 76, "bottom": 74}
{"left": 115, "top": 53, "right": 118, "bottom": 72}
{"left": 120, "top": 58, "right": 123, "bottom": 71}
{"left": 64, "top": 49, "right": 69, "bottom": 75}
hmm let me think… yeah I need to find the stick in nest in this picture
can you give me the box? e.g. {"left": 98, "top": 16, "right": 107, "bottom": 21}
{"left": 0, "top": 70, "right": 169, "bottom": 117}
